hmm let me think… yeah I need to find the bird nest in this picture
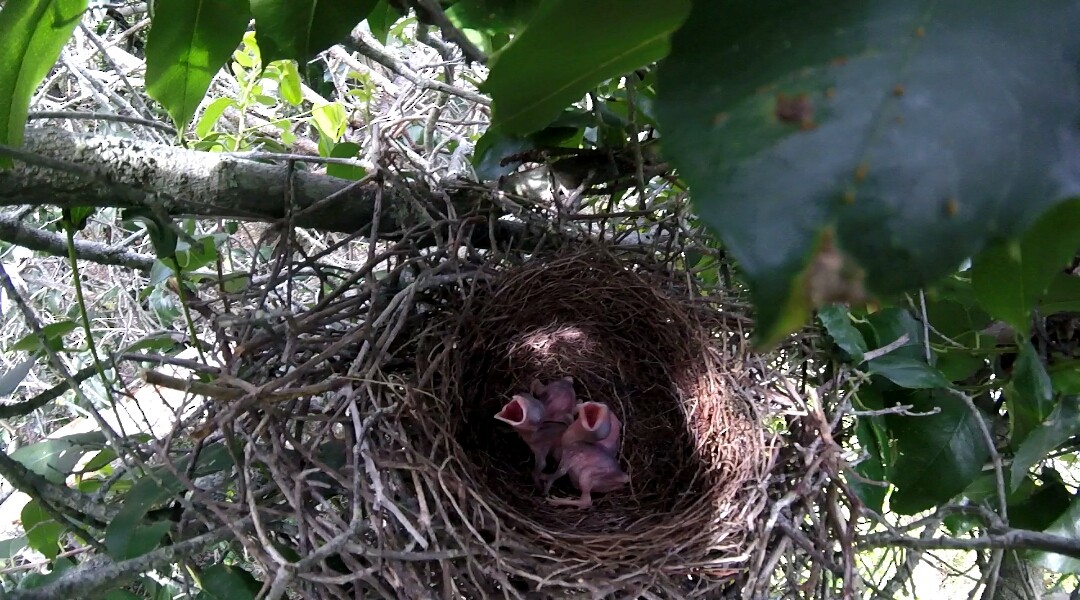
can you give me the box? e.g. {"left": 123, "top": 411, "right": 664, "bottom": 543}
{"left": 409, "top": 247, "right": 773, "bottom": 595}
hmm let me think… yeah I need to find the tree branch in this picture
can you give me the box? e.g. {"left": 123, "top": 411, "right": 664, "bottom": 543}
{"left": 0, "top": 211, "right": 155, "bottom": 271}
{"left": 862, "top": 528, "right": 1080, "bottom": 559}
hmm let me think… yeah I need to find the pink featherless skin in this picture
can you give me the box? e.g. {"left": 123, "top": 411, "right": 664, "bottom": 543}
{"left": 543, "top": 401, "right": 629, "bottom": 509}
{"left": 529, "top": 376, "right": 578, "bottom": 425}
{"left": 495, "top": 393, "right": 570, "bottom": 488}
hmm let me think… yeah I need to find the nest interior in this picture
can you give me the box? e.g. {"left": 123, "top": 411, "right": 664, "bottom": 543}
{"left": 416, "top": 247, "right": 770, "bottom": 582}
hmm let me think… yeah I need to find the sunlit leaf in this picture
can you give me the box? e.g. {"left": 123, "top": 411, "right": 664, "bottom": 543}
{"left": 145, "top": 0, "right": 251, "bottom": 130}
{"left": 0, "top": 0, "right": 86, "bottom": 168}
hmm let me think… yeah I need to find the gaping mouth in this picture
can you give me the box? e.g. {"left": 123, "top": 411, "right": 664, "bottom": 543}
{"left": 496, "top": 398, "right": 525, "bottom": 424}
{"left": 581, "top": 402, "right": 604, "bottom": 429}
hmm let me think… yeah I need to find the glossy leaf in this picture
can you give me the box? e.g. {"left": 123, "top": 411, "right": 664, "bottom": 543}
{"left": 196, "top": 564, "right": 262, "bottom": 599}
{"left": 1007, "top": 339, "right": 1054, "bottom": 447}
{"left": 1010, "top": 396, "right": 1080, "bottom": 490}
{"left": 0, "top": 0, "right": 86, "bottom": 168}
{"left": 972, "top": 198, "right": 1080, "bottom": 335}
{"left": 250, "top": 0, "right": 378, "bottom": 65}
{"left": 818, "top": 304, "right": 867, "bottom": 363}
{"left": 145, "top": 0, "right": 251, "bottom": 131}
{"left": 1032, "top": 494, "right": 1080, "bottom": 574}
{"left": 21, "top": 500, "right": 62, "bottom": 560}
{"left": 483, "top": 0, "right": 691, "bottom": 135}
{"left": 867, "top": 354, "right": 950, "bottom": 389}
{"left": 656, "top": 1, "right": 1080, "bottom": 346}
{"left": 0, "top": 356, "right": 36, "bottom": 397}
{"left": 887, "top": 390, "right": 991, "bottom": 514}
{"left": 11, "top": 432, "right": 106, "bottom": 484}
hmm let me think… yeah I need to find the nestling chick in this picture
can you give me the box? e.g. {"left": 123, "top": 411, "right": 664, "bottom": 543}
{"left": 543, "top": 401, "right": 629, "bottom": 509}
{"left": 530, "top": 376, "right": 578, "bottom": 425}
{"left": 494, "top": 393, "right": 570, "bottom": 487}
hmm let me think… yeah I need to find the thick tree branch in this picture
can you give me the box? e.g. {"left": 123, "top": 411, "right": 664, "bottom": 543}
{"left": 0, "top": 211, "right": 155, "bottom": 271}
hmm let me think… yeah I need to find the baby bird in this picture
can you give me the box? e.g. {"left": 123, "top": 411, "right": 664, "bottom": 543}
{"left": 543, "top": 401, "right": 629, "bottom": 509}
{"left": 494, "top": 393, "right": 570, "bottom": 488}
{"left": 529, "top": 376, "right": 578, "bottom": 426}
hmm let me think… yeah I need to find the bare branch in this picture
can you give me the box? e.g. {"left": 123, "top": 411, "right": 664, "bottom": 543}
{"left": 0, "top": 210, "right": 154, "bottom": 271}
{"left": 862, "top": 529, "right": 1080, "bottom": 559}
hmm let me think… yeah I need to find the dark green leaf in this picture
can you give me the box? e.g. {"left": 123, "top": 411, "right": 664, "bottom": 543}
{"left": 1041, "top": 272, "right": 1080, "bottom": 315}
{"left": 867, "top": 354, "right": 950, "bottom": 389}
{"left": 122, "top": 332, "right": 184, "bottom": 354}
{"left": 61, "top": 206, "right": 95, "bottom": 232}
{"left": 1010, "top": 396, "right": 1080, "bottom": 490}
{"left": 0, "top": 356, "right": 36, "bottom": 397}
{"left": 250, "top": 0, "right": 378, "bottom": 65}
{"left": 865, "top": 307, "right": 925, "bottom": 362}
{"left": 1009, "top": 476, "right": 1072, "bottom": 531}
{"left": 145, "top": 0, "right": 250, "bottom": 130}
{"left": 21, "top": 500, "right": 63, "bottom": 560}
{"left": 850, "top": 417, "right": 887, "bottom": 512}
{"left": 935, "top": 350, "right": 985, "bottom": 383}
{"left": 366, "top": 1, "right": 405, "bottom": 46}
{"left": 10, "top": 320, "right": 78, "bottom": 353}
{"left": 123, "top": 209, "right": 178, "bottom": 259}
{"left": 483, "top": 0, "right": 691, "bottom": 135}
{"left": 655, "top": 1, "right": 1080, "bottom": 346}
{"left": 446, "top": 0, "right": 538, "bottom": 34}
{"left": 1032, "top": 494, "right": 1080, "bottom": 574}
{"left": 327, "top": 142, "right": 366, "bottom": 180}
{"left": 887, "top": 390, "right": 991, "bottom": 514}
{"left": 11, "top": 432, "right": 107, "bottom": 484}
{"left": 923, "top": 288, "right": 992, "bottom": 347}
{"left": 197, "top": 564, "right": 262, "bottom": 599}
{"left": 0, "top": 0, "right": 86, "bottom": 169}
{"left": 972, "top": 198, "right": 1080, "bottom": 335}
{"left": 1008, "top": 339, "right": 1054, "bottom": 448}
{"left": 818, "top": 304, "right": 867, "bottom": 363}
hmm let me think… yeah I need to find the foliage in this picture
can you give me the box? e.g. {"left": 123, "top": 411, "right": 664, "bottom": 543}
{"left": 1, "top": 0, "right": 1080, "bottom": 596}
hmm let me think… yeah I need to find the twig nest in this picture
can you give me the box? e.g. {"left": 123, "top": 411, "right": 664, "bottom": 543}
{"left": 416, "top": 247, "right": 772, "bottom": 594}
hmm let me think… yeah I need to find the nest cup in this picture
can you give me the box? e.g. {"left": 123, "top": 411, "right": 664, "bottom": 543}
{"left": 418, "top": 247, "right": 770, "bottom": 591}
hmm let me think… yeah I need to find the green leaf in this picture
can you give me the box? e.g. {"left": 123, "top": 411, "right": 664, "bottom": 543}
{"left": 10, "top": 320, "right": 78, "bottom": 353}
{"left": 1010, "top": 396, "right": 1080, "bottom": 490}
{"left": 1007, "top": 339, "right": 1054, "bottom": 447}
{"left": 886, "top": 389, "right": 991, "bottom": 515}
{"left": 196, "top": 564, "right": 262, "bottom": 599}
{"left": 327, "top": 142, "right": 366, "bottom": 180}
{"left": 865, "top": 307, "right": 926, "bottom": 362}
{"left": 867, "top": 354, "right": 950, "bottom": 389}
{"left": 11, "top": 432, "right": 107, "bottom": 484}
{"left": 1032, "top": 494, "right": 1080, "bottom": 574}
{"left": 310, "top": 101, "right": 348, "bottom": 149}
{"left": 1040, "top": 272, "right": 1080, "bottom": 315}
{"left": 0, "top": 535, "right": 27, "bottom": 560}
{"left": 972, "top": 199, "right": 1080, "bottom": 335}
{"left": 145, "top": 0, "right": 251, "bottom": 131}
{"left": 195, "top": 97, "right": 238, "bottom": 139}
{"left": 61, "top": 206, "right": 95, "bottom": 232}
{"left": 106, "top": 443, "right": 234, "bottom": 559}
{"left": 0, "top": 0, "right": 86, "bottom": 169}
{"left": 366, "top": 1, "right": 405, "bottom": 46}
{"left": 273, "top": 60, "right": 302, "bottom": 106}
{"left": 818, "top": 304, "right": 867, "bottom": 363}
{"left": 655, "top": 1, "right": 1080, "bottom": 347}
{"left": 1009, "top": 474, "right": 1072, "bottom": 531}
{"left": 483, "top": 0, "right": 691, "bottom": 135}
{"left": 446, "top": 0, "right": 538, "bottom": 35}
{"left": 21, "top": 500, "right": 63, "bottom": 560}
{"left": 850, "top": 417, "right": 887, "bottom": 512}
{"left": 0, "top": 356, "right": 36, "bottom": 397}
{"left": 250, "top": 0, "right": 378, "bottom": 65}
